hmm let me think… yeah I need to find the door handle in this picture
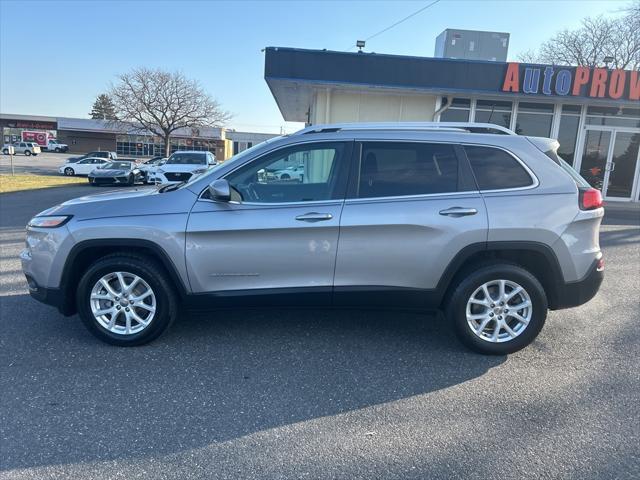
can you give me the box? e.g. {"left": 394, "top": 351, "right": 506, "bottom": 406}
{"left": 295, "top": 212, "right": 333, "bottom": 222}
{"left": 439, "top": 207, "right": 478, "bottom": 217}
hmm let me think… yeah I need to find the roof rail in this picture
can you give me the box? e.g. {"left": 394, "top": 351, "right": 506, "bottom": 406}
{"left": 294, "top": 122, "right": 517, "bottom": 136}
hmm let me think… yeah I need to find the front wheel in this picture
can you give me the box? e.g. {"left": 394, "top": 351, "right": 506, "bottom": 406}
{"left": 24, "top": 150, "right": 31, "bottom": 156}
{"left": 64, "top": 167, "right": 75, "bottom": 176}
{"left": 446, "top": 263, "right": 547, "bottom": 355}
{"left": 54, "top": 147, "right": 61, "bottom": 153}
{"left": 76, "top": 254, "right": 178, "bottom": 346}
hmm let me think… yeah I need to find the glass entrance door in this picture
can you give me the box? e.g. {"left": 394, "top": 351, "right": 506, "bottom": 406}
{"left": 579, "top": 128, "right": 640, "bottom": 200}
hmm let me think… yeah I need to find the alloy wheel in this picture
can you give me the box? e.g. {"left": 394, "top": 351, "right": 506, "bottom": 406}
{"left": 465, "top": 279, "right": 532, "bottom": 343}
{"left": 90, "top": 271, "right": 156, "bottom": 335}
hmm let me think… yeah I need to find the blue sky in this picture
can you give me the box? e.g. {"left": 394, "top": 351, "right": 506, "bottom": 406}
{"left": 0, "top": 0, "right": 630, "bottom": 133}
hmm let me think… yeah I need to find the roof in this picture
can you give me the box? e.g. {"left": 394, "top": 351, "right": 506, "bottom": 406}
{"left": 264, "top": 47, "right": 640, "bottom": 122}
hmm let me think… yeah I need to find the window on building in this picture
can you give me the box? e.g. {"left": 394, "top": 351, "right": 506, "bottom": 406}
{"left": 225, "top": 142, "right": 347, "bottom": 203}
{"left": 357, "top": 142, "right": 459, "bottom": 198}
{"left": 515, "top": 102, "right": 554, "bottom": 137}
{"left": 556, "top": 105, "right": 582, "bottom": 166}
{"left": 586, "top": 106, "right": 640, "bottom": 128}
{"left": 474, "top": 100, "right": 513, "bottom": 128}
{"left": 439, "top": 98, "right": 471, "bottom": 122}
{"left": 233, "top": 141, "right": 239, "bottom": 155}
{"left": 465, "top": 146, "right": 533, "bottom": 190}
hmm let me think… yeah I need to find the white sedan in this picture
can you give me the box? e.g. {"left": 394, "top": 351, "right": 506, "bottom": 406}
{"left": 59, "top": 157, "right": 109, "bottom": 176}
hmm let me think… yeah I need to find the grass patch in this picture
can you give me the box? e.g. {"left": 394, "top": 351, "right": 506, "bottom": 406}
{"left": 0, "top": 174, "right": 87, "bottom": 193}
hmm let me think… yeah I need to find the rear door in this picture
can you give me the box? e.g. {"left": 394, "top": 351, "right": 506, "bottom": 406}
{"left": 186, "top": 141, "right": 353, "bottom": 304}
{"left": 334, "top": 140, "right": 487, "bottom": 307}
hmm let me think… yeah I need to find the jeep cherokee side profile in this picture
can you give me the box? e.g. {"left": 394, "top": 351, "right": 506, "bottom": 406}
{"left": 21, "top": 122, "right": 604, "bottom": 355}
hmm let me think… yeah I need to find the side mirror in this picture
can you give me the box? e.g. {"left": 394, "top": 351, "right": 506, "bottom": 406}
{"left": 208, "top": 179, "right": 231, "bottom": 202}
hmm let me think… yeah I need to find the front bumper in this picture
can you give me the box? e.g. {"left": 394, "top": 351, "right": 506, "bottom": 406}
{"left": 551, "top": 259, "right": 604, "bottom": 310}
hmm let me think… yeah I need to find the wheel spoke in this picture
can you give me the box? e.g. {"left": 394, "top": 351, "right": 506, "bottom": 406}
{"left": 108, "top": 310, "right": 119, "bottom": 329}
{"left": 498, "top": 280, "right": 506, "bottom": 300}
{"left": 509, "top": 312, "right": 530, "bottom": 325}
{"left": 130, "top": 309, "right": 148, "bottom": 326}
{"left": 503, "top": 323, "right": 517, "bottom": 338}
{"left": 125, "top": 313, "right": 132, "bottom": 334}
{"left": 125, "top": 275, "right": 141, "bottom": 294}
{"left": 491, "top": 322, "right": 501, "bottom": 341}
{"left": 482, "top": 284, "right": 493, "bottom": 302}
{"left": 468, "top": 313, "right": 489, "bottom": 321}
{"left": 505, "top": 286, "right": 523, "bottom": 302}
{"left": 476, "top": 316, "right": 492, "bottom": 333}
{"left": 94, "top": 307, "right": 115, "bottom": 317}
{"left": 133, "top": 302, "right": 155, "bottom": 313}
{"left": 131, "top": 290, "right": 152, "bottom": 302}
{"left": 469, "top": 298, "right": 490, "bottom": 306}
{"left": 510, "top": 301, "right": 531, "bottom": 311}
{"left": 99, "top": 279, "right": 119, "bottom": 297}
{"left": 116, "top": 273, "right": 127, "bottom": 293}
{"left": 91, "top": 293, "right": 112, "bottom": 301}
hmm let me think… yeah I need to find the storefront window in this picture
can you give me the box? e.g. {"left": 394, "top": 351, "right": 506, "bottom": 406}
{"left": 586, "top": 106, "right": 640, "bottom": 128}
{"left": 474, "top": 100, "right": 512, "bottom": 128}
{"left": 556, "top": 105, "right": 582, "bottom": 166}
{"left": 515, "top": 102, "right": 554, "bottom": 137}
{"left": 439, "top": 98, "right": 470, "bottom": 122}
{"left": 116, "top": 134, "right": 217, "bottom": 156}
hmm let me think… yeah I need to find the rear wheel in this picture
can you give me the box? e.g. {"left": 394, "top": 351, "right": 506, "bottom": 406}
{"left": 127, "top": 173, "right": 135, "bottom": 185}
{"left": 446, "top": 263, "right": 547, "bottom": 355}
{"left": 77, "top": 254, "right": 177, "bottom": 346}
{"left": 2, "top": 149, "right": 8, "bottom": 155}
{"left": 64, "top": 167, "right": 75, "bottom": 176}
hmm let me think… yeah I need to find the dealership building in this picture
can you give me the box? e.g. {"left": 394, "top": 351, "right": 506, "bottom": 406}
{"left": 0, "top": 114, "right": 276, "bottom": 161}
{"left": 264, "top": 46, "right": 640, "bottom": 202}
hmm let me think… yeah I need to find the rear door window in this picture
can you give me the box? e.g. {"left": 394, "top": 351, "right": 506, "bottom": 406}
{"left": 464, "top": 146, "right": 534, "bottom": 190}
{"left": 356, "top": 142, "right": 460, "bottom": 198}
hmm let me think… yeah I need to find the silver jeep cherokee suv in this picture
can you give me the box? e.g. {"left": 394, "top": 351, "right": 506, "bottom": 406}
{"left": 21, "top": 122, "right": 604, "bottom": 355}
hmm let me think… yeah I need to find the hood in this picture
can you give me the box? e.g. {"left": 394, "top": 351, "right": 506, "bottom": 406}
{"left": 35, "top": 185, "right": 197, "bottom": 220}
{"left": 89, "top": 168, "right": 130, "bottom": 177}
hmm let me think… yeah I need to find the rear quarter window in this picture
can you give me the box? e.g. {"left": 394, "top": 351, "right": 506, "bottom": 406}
{"left": 465, "top": 146, "right": 533, "bottom": 190}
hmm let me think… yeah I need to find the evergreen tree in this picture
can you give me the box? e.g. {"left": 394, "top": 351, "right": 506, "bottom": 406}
{"left": 89, "top": 94, "right": 117, "bottom": 120}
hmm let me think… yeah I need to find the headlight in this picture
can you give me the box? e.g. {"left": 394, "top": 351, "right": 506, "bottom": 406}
{"left": 193, "top": 168, "right": 206, "bottom": 175}
{"left": 27, "top": 215, "right": 72, "bottom": 228}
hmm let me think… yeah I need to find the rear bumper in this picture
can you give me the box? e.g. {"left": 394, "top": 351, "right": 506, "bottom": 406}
{"left": 551, "top": 259, "right": 604, "bottom": 310}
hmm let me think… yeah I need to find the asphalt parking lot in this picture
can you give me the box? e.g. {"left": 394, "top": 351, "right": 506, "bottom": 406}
{"left": 0, "top": 185, "right": 639, "bottom": 479}
{"left": 0, "top": 152, "right": 78, "bottom": 176}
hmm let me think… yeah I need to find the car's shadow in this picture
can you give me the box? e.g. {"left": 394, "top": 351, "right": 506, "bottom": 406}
{"left": 0, "top": 296, "right": 505, "bottom": 471}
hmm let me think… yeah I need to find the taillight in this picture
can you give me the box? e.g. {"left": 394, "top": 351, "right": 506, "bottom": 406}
{"left": 597, "top": 258, "right": 605, "bottom": 272}
{"left": 579, "top": 188, "right": 603, "bottom": 210}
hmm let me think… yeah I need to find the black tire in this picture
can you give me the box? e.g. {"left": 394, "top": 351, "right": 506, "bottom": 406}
{"left": 54, "top": 147, "right": 61, "bottom": 153}
{"left": 24, "top": 150, "right": 31, "bottom": 156}
{"left": 2, "top": 149, "right": 8, "bottom": 155}
{"left": 127, "top": 173, "right": 134, "bottom": 186}
{"left": 446, "top": 262, "right": 548, "bottom": 355}
{"left": 280, "top": 173, "right": 290, "bottom": 180}
{"left": 76, "top": 253, "right": 178, "bottom": 346}
{"left": 64, "top": 167, "right": 75, "bottom": 176}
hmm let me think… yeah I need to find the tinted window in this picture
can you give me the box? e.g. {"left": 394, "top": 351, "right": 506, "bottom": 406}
{"left": 465, "top": 146, "right": 533, "bottom": 190}
{"left": 225, "top": 142, "right": 347, "bottom": 203}
{"left": 357, "top": 142, "right": 459, "bottom": 198}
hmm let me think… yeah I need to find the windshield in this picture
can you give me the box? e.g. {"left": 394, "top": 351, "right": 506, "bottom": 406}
{"left": 102, "top": 161, "right": 132, "bottom": 170}
{"left": 166, "top": 152, "right": 207, "bottom": 165}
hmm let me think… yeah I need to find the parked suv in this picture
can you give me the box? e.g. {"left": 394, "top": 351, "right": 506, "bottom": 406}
{"left": 21, "top": 123, "right": 604, "bottom": 354}
{"left": 151, "top": 150, "right": 216, "bottom": 184}
{"left": 2, "top": 142, "right": 41, "bottom": 156}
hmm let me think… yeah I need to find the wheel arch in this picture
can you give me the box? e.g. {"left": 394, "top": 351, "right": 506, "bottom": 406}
{"left": 437, "top": 241, "right": 565, "bottom": 310}
{"left": 58, "top": 239, "right": 189, "bottom": 316}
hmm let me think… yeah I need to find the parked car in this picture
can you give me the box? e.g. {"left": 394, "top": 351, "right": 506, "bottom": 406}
{"left": 87, "top": 161, "right": 142, "bottom": 186}
{"left": 152, "top": 151, "right": 216, "bottom": 184}
{"left": 59, "top": 157, "right": 109, "bottom": 176}
{"left": 67, "top": 151, "right": 117, "bottom": 163}
{"left": 2, "top": 141, "right": 41, "bottom": 156}
{"left": 21, "top": 122, "right": 604, "bottom": 354}
{"left": 273, "top": 164, "right": 304, "bottom": 181}
{"left": 137, "top": 156, "right": 166, "bottom": 183}
{"left": 43, "top": 139, "right": 69, "bottom": 153}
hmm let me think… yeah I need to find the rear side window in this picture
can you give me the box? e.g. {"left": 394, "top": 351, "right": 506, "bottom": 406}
{"left": 465, "top": 146, "right": 533, "bottom": 190}
{"left": 358, "top": 142, "right": 459, "bottom": 198}
{"left": 544, "top": 149, "right": 590, "bottom": 188}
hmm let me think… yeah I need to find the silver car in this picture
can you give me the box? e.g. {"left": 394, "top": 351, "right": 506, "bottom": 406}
{"left": 21, "top": 122, "right": 604, "bottom": 354}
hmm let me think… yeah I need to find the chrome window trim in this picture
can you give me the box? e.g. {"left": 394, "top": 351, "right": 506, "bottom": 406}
{"left": 344, "top": 190, "right": 481, "bottom": 205}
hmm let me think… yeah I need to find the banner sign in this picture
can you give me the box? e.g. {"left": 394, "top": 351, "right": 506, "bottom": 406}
{"left": 502, "top": 62, "right": 640, "bottom": 101}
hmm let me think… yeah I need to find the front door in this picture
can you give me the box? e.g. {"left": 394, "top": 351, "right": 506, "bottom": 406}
{"left": 578, "top": 127, "right": 640, "bottom": 201}
{"left": 185, "top": 141, "right": 352, "bottom": 304}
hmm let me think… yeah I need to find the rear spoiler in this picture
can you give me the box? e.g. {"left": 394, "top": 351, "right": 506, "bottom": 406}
{"left": 526, "top": 136, "right": 559, "bottom": 154}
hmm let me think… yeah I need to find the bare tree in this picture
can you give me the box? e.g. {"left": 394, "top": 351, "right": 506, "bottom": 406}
{"left": 522, "top": 2, "right": 640, "bottom": 69}
{"left": 109, "top": 68, "right": 231, "bottom": 157}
